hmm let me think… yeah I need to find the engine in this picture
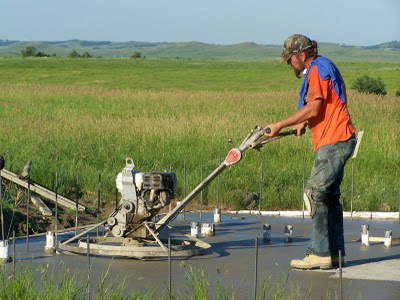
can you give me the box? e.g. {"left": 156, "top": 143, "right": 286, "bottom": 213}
{"left": 106, "top": 158, "right": 177, "bottom": 238}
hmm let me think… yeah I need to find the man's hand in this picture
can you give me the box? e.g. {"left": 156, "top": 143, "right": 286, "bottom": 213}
{"left": 293, "top": 122, "right": 307, "bottom": 137}
{"left": 263, "top": 123, "right": 281, "bottom": 137}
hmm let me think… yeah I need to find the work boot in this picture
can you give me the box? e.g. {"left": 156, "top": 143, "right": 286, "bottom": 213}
{"left": 290, "top": 254, "right": 333, "bottom": 270}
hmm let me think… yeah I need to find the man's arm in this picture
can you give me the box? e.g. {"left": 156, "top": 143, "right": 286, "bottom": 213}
{"left": 263, "top": 99, "right": 323, "bottom": 137}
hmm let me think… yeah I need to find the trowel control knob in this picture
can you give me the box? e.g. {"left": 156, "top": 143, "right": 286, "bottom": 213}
{"left": 121, "top": 201, "right": 134, "bottom": 213}
{"left": 107, "top": 217, "right": 117, "bottom": 226}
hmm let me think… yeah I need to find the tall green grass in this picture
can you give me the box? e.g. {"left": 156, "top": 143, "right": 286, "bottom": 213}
{"left": 0, "top": 58, "right": 399, "bottom": 212}
{"left": 0, "top": 263, "right": 156, "bottom": 300}
{"left": 0, "top": 263, "right": 309, "bottom": 300}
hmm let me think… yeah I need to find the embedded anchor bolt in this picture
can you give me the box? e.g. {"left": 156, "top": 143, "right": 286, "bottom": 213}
{"left": 44, "top": 231, "right": 56, "bottom": 254}
{"left": 263, "top": 223, "right": 271, "bottom": 243}
{"left": 0, "top": 240, "right": 11, "bottom": 263}
{"left": 384, "top": 230, "right": 392, "bottom": 247}
{"left": 361, "top": 225, "right": 369, "bottom": 246}
{"left": 284, "top": 225, "right": 293, "bottom": 243}
{"left": 214, "top": 208, "right": 221, "bottom": 223}
{"left": 190, "top": 222, "right": 200, "bottom": 237}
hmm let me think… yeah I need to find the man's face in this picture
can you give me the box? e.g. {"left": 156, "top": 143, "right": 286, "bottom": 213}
{"left": 287, "top": 53, "right": 305, "bottom": 78}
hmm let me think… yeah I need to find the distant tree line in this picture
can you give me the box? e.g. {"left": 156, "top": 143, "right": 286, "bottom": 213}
{"left": 21, "top": 46, "right": 56, "bottom": 58}
{"left": 130, "top": 51, "right": 142, "bottom": 58}
{"left": 0, "top": 39, "right": 17, "bottom": 46}
{"left": 68, "top": 49, "right": 92, "bottom": 58}
{"left": 20, "top": 46, "right": 96, "bottom": 58}
{"left": 79, "top": 41, "right": 112, "bottom": 47}
{"left": 365, "top": 41, "right": 400, "bottom": 50}
{"left": 20, "top": 45, "right": 146, "bottom": 59}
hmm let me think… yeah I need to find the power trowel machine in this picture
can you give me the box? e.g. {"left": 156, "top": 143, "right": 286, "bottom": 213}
{"left": 60, "top": 125, "right": 300, "bottom": 259}
{"left": 107, "top": 158, "right": 177, "bottom": 239}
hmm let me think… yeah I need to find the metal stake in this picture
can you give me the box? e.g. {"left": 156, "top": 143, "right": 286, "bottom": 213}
{"left": 200, "top": 161, "right": 203, "bottom": 220}
{"left": 97, "top": 174, "right": 101, "bottom": 237}
{"left": 302, "top": 156, "right": 306, "bottom": 219}
{"left": 115, "top": 172, "right": 119, "bottom": 210}
{"left": 254, "top": 237, "right": 258, "bottom": 300}
{"left": 86, "top": 234, "right": 90, "bottom": 300}
{"left": 258, "top": 160, "right": 263, "bottom": 214}
{"left": 12, "top": 230, "right": 15, "bottom": 281}
{"left": 351, "top": 159, "right": 354, "bottom": 220}
{"left": 75, "top": 173, "right": 79, "bottom": 235}
{"left": 183, "top": 160, "right": 186, "bottom": 221}
{"left": 26, "top": 175, "right": 30, "bottom": 252}
{"left": 398, "top": 180, "right": 400, "bottom": 223}
{"left": 168, "top": 238, "right": 172, "bottom": 299}
{"left": 55, "top": 173, "right": 58, "bottom": 246}
{"left": 0, "top": 175, "right": 4, "bottom": 240}
{"left": 339, "top": 249, "right": 343, "bottom": 300}
{"left": 183, "top": 160, "right": 186, "bottom": 198}
{"left": 169, "top": 164, "right": 173, "bottom": 213}
{"left": 217, "top": 154, "right": 221, "bottom": 209}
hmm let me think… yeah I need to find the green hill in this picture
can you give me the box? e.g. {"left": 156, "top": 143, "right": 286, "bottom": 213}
{"left": 0, "top": 39, "right": 399, "bottom": 62}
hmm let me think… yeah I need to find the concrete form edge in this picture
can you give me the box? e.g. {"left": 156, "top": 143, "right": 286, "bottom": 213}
{"left": 225, "top": 210, "right": 400, "bottom": 220}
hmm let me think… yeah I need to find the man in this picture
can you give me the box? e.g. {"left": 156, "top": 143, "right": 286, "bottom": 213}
{"left": 264, "top": 34, "right": 356, "bottom": 269}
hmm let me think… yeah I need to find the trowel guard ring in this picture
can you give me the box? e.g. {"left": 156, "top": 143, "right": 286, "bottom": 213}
{"left": 224, "top": 148, "right": 241, "bottom": 166}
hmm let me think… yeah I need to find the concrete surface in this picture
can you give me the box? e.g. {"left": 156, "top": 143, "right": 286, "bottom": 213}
{"left": 3, "top": 211, "right": 400, "bottom": 299}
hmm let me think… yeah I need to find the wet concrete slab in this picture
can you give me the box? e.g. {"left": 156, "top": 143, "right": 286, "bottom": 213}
{"left": 4, "top": 212, "right": 400, "bottom": 299}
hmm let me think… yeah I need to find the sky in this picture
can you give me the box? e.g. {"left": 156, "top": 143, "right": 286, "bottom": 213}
{"left": 1, "top": 0, "right": 399, "bottom": 46}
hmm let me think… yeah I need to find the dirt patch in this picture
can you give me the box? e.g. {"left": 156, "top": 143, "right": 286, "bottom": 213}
{"left": 1, "top": 201, "right": 99, "bottom": 238}
{"left": 0, "top": 182, "right": 100, "bottom": 238}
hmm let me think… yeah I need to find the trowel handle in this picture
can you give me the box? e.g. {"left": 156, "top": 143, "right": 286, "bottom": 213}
{"left": 279, "top": 129, "right": 304, "bottom": 136}
{"left": 264, "top": 128, "right": 305, "bottom": 136}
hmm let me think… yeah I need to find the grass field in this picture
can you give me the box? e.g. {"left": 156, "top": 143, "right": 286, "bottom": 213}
{"left": 0, "top": 57, "right": 399, "bottom": 212}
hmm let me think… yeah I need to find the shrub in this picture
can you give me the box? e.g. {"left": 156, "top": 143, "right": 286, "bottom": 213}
{"left": 68, "top": 49, "right": 80, "bottom": 58}
{"left": 130, "top": 51, "right": 142, "bottom": 58}
{"left": 35, "top": 51, "right": 54, "bottom": 57}
{"left": 82, "top": 51, "right": 91, "bottom": 58}
{"left": 21, "top": 46, "right": 37, "bottom": 57}
{"left": 352, "top": 75, "right": 387, "bottom": 95}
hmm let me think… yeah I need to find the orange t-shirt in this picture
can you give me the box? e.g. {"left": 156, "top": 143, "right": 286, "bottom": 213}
{"left": 306, "top": 66, "right": 356, "bottom": 152}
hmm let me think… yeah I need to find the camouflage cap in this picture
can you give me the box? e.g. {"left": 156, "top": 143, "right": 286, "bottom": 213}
{"left": 280, "top": 34, "right": 312, "bottom": 62}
